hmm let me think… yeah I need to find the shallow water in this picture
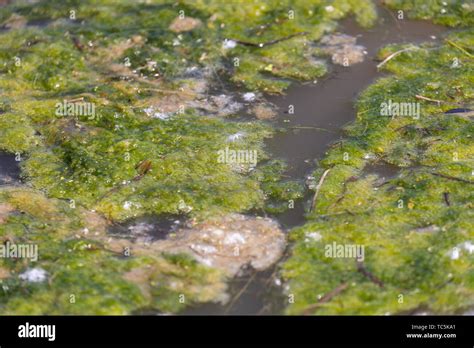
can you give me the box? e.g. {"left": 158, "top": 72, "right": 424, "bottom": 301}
{"left": 0, "top": 152, "right": 20, "bottom": 185}
{"left": 181, "top": 5, "right": 448, "bottom": 315}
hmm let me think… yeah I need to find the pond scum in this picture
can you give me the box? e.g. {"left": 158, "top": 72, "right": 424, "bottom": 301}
{"left": 0, "top": 0, "right": 472, "bottom": 314}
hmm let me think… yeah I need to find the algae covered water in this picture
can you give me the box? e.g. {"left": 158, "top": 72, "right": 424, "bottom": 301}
{"left": 184, "top": 4, "right": 452, "bottom": 315}
{"left": 0, "top": 0, "right": 472, "bottom": 318}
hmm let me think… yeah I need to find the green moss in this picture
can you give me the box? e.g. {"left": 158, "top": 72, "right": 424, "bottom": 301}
{"left": 283, "top": 29, "right": 474, "bottom": 315}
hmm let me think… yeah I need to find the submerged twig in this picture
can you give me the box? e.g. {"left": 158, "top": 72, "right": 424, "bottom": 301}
{"left": 430, "top": 172, "right": 474, "bottom": 184}
{"left": 356, "top": 261, "right": 384, "bottom": 288}
{"left": 302, "top": 282, "right": 349, "bottom": 314}
{"left": 310, "top": 169, "right": 331, "bottom": 212}
{"left": 328, "top": 176, "right": 359, "bottom": 210}
{"left": 71, "top": 36, "right": 85, "bottom": 51}
{"left": 290, "top": 126, "right": 334, "bottom": 133}
{"left": 256, "top": 303, "right": 271, "bottom": 315}
{"left": 443, "top": 192, "right": 451, "bottom": 206}
{"left": 230, "top": 31, "right": 308, "bottom": 48}
{"left": 225, "top": 272, "right": 257, "bottom": 313}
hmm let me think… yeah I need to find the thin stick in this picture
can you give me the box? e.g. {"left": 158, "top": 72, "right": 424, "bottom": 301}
{"left": 256, "top": 303, "right": 271, "bottom": 315}
{"left": 225, "top": 272, "right": 257, "bottom": 313}
{"left": 310, "top": 169, "right": 331, "bottom": 212}
{"left": 430, "top": 172, "right": 474, "bottom": 185}
{"left": 445, "top": 39, "right": 474, "bottom": 58}
{"left": 230, "top": 31, "right": 308, "bottom": 48}
{"left": 327, "top": 176, "right": 356, "bottom": 210}
{"left": 66, "top": 97, "right": 85, "bottom": 103}
{"left": 302, "top": 282, "right": 349, "bottom": 315}
{"left": 71, "top": 36, "right": 84, "bottom": 51}
{"left": 415, "top": 94, "right": 444, "bottom": 105}
{"left": 376, "top": 47, "right": 417, "bottom": 69}
{"left": 356, "top": 261, "right": 384, "bottom": 288}
{"left": 443, "top": 192, "right": 451, "bottom": 206}
{"left": 290, "top": 126, "right": 333, "bottom": 133}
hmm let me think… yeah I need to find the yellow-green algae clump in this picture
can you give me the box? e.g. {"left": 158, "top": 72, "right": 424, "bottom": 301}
{"left": 282, "top": 26, "right": 474, "bottom": 314}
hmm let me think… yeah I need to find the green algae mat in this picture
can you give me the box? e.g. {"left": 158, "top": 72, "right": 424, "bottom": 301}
{"left": 0, "top": 0, "right": 473, "bottom": 315}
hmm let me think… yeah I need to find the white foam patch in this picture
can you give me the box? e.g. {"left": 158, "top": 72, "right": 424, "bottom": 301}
{"left": 19, "top": 268, "right": 48, "bottom": 283}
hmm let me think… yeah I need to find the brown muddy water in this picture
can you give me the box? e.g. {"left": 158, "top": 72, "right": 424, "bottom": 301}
{"left": 181, "top": 6, "right": 448, "bottom": 315}
{"left": 0, "top": 5, "right": 449, "bottom": 315}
